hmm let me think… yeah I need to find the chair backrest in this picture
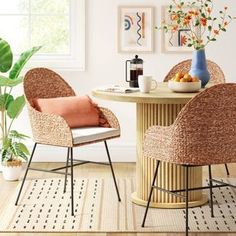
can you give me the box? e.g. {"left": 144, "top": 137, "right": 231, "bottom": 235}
{"left": 164, "top": 59, "right": 225, "bottom": 84}
{"left": 173, "top": 83, "right": 236, "bottom": 165}
{"left": 24, "top": 68, "right": 76, "bottom": 103}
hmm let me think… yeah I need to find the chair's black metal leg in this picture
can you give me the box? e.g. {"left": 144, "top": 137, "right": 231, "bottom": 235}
{"left": 208, "top": 165, "right": 214, "bottom": 217}
{"left": 70, "top": 147, "right": 74, "bottom": 216}
{"left": 225, "top": 164, "right": 230, "bottom": 176}
{"left": 63, "top": 148, "right": 70, "bottom": 193}
{"left": 142, "top": 160, "right": 160, "bottom": 228}
{"left": 15, "top": 143, "right": 37, "bottom": 205}
{"left": 185, "top": 166, "right": 189, "bottom": 236}
{"left": 104, "top": 141, "right": 121, "bottom": 202}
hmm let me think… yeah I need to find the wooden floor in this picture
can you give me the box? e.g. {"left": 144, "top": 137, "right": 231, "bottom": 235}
{"left": 0, "top": 162, "right": 236, "bottom": 236}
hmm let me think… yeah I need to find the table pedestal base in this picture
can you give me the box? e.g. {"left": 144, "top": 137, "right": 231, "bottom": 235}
{"left": 131, "top": 192, "right": 208, "bottom": 209}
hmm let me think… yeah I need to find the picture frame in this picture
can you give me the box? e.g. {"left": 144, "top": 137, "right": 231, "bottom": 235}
{"left": 161, "top": 6, "right": 193, "bottom": 53}
{"left": 118, "top": 6, "right": 154, "bottom": 53}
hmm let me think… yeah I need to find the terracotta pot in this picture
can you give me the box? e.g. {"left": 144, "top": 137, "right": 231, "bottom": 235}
{"left": 2, "top": 160, "right": 22, "bottom": 181}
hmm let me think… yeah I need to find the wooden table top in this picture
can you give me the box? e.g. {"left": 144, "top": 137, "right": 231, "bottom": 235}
{"left": 92, "top": 82, "right": 210, "bottom": 104}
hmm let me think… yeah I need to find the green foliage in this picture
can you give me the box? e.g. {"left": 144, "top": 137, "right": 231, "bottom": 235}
{"left": 2, "top": 130, "right": 30, "bottom": 162}
{"left": 9, "top": 46, "right": 42, "bottom": 80}
{"left": 0, "top": 37, "right": 41, "bottom": 163}
{"left": 0, "top": 38, "right": 13, "bottom": 73}
{"left": 0, "top": 75, "right": 23, "bottom": 87}
{"left": 0, "top": 94, "right": 13, "bottom": 110}
{"left": 7, "top": 95, "right": 25, "bottom": 119}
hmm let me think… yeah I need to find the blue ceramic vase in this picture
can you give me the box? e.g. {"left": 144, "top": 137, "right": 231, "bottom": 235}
{"left": 189, "top": 49, "right": 210, "bottom": 88}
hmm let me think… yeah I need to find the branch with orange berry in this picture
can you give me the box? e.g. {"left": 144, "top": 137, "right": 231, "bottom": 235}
{"left": 159, "top": 0, "right": 236, "bottom": 50}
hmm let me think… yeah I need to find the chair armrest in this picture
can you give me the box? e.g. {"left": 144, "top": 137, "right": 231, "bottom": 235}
{"left": 27, "top": 103, "right": 73, "bottom": 147}
{"left": 143, "top": 125, "right": 174, "bottom": 162}
{"left": 98, "top": 107, "right": 120, "bottom": 130}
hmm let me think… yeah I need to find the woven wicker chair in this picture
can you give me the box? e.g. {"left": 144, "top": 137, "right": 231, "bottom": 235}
{"left": 164, "top": 59, "right": 225, "bottom": 84}
{"left": 142, "top": 83, "right": 236, "bottom": 236}
{"left": 164, "top": 59, "right": 230, "bottom": 176}
{"left": 15, "top": 68, "right": 121, "bottom": 216}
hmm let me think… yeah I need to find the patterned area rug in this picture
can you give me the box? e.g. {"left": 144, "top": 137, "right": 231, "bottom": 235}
{"left": 0, "top": 178, "right": 236, "bottom": 233}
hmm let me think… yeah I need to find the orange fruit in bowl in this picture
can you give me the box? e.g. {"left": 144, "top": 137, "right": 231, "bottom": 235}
{"left": 192, "top": 76, "right": 200, "bottom": 82}
{"left": 174, "top": 77, "right": 181, "bottom": 82}
{"left": 183, "top": 73, "right": 192, "bottom": 82}
{"left": 180, "top": 77, "right": 188, "bottom": 82}
{"left": 175, "top": 72, "right": 184, "bottom": 80}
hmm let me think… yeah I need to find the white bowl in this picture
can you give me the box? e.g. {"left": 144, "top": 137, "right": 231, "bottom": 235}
{"left": 168, "top": 81, "right": 201, "bottom": 93}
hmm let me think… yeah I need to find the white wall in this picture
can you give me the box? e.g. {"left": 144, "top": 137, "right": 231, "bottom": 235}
{"left": 14, "top": 0, "right": 236, "bottom": 162}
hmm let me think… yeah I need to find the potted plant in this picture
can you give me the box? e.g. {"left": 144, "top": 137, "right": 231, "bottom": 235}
{"left": 0, "top": 37, "right": 41, "bottom": 180}
{"left": 160, "top": 0, "right": 235, "bottom": 87}
{"left": 1, "top": 131, "right": 30, "bottom": 181}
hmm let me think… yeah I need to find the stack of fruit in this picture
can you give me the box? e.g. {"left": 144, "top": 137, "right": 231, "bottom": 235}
{"left": 171, "top": 72, "right": 200, "bottom": 83}
{"left": 168, "top": 72, "right": 201, "bottom": 92}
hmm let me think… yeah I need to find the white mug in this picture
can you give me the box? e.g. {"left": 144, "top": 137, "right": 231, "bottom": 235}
{"left": 138, "top": 75, "right": 157, "bottom": 93}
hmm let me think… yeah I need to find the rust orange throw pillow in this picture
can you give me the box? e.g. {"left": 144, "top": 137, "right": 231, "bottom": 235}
{"left": 33, "top": 96, "right": 102, "bottom": 128}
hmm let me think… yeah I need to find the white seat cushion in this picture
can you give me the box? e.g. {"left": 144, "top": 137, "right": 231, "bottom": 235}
{"left": 72, "top": 127, "right": 120, "bottom": 145}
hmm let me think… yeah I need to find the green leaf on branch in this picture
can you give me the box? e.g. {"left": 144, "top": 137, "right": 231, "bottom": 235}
{"left": 1, "top": 150, "right": 8, "bottom": 162}
{"left": 9, "top": 130, "right": 30, "bottom": 139}
{"left": 7, "top": 95, "right": 25, "bottom": 119}
{"left": 0, "top": 75, "right": 23, "bottom": 87}
{"left": 9, "top": 46, "right": 42, "bottom": 80}
{"left": 0, "top": 38, "right": 13, "bottom": 73}
{"left": 0, "top": 93, "right": 14, "bottom": 110}
{"left": 17, "top": 143, "right": 30, "bottom": 155}
{"left": 3, "top": 138, "right": 11, "bottom": 150}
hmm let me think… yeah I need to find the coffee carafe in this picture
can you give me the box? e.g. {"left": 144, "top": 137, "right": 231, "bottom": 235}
{"left": 126, "top": 55, "right": 143, "bottom": 88}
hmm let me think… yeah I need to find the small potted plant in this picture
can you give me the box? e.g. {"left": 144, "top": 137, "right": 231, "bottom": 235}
{"left": 0, "top": 37, "right": 41, "bottom": 179}
{"left": 160, "top": 0, "right": 235, "bottom": 87}
{"left": 2, "top": 131, "right": 30, "bottom": 181}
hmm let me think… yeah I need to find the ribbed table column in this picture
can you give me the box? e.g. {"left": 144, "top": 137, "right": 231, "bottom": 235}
{"left": 131, "top": 103, "right": 208, "bottom": 208}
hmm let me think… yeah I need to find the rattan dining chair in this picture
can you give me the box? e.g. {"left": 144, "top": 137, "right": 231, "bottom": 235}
{"left": 164, "top": 59, "right": 225, "bottom": 84}
{"left": 15, "top": 68, "right": 121, "bottom": 216}
{"left": 164, "top": 59, "right": 230, "bottom": 176}
{"left": 141, "top": 83, "right": 236, "bottom": 236}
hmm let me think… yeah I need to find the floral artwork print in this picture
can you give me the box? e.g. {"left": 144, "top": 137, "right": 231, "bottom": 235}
{"left": 160, "top": 0, "right": 235, "bottom": 50}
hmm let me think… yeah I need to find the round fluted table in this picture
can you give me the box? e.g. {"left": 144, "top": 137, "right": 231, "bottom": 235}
{"left": 92, "top": 83, "right": 208, "bottom": 208}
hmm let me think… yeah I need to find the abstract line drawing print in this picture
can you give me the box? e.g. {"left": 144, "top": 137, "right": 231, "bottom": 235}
{"left": 119, "top": 6, "right": 154, "bottom": 52}
{"left": 123, "top": 12, "right": 147, "bottom": 48}
{"left": 124, "top": 15, "right": 133, "bottom": 30}
{"left": 136, "top": 12, "right": 142, "bottom": 46}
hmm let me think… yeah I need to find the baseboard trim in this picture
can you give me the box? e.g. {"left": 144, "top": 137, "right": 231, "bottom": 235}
{"left": 31, "top": 143, "right": 136, "bottom": 162}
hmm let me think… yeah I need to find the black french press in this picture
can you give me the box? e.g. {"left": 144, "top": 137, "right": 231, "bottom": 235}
{"left": 125, "top": 55, "right": 143, "bottom": 88}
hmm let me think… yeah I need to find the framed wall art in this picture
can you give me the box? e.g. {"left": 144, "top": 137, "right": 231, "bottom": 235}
{"left": 161, "top": 6, "right": 196, "bottom": 53}
{"left": 118, "top": 6, "right": 154, "bottom": 53}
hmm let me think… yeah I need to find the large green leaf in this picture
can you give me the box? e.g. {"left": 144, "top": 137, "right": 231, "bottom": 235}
{"left": 0, "top": 75, "right": 23, "bottom": 87}
{"left": 1, "top": 149, "right": 9, "bottom": 162}
{"left": 9, "top": 130, "right": 30, "bottom": 139}
{"left": 17, "top": 143, "right": 30, "bottom": 155}
{"left": 0, "top": 93, "right": 14, "bottom": 110}
{"left": 0, "top": 38, "right": 13, "bottom": 73}
{"left": 2, "top": 137, "right": 12, "bottom": 150}
{"left": 7, "top": 95, "right": 25, "bottom": 119}
{"left": 9, "top": 46, "right": 42, "bottom": 79}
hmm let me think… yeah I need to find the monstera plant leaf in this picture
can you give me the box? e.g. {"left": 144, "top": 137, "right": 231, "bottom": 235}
{"left": 9, "top": 45, "right": 42, "bottom": 80}
{"left": 7, "top": 95, "right": 25, "bottom": 119}
{"left": 0, "top": 38, "right": 13, "bottom": 73}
